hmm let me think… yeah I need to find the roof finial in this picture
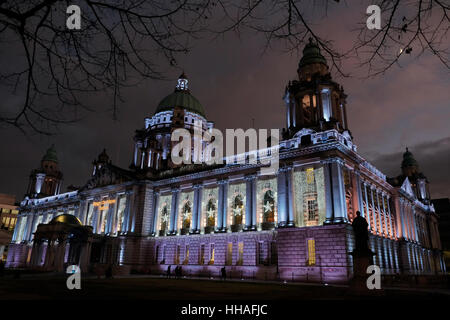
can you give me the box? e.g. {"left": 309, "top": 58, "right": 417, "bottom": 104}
{"left": 176, "top": 71, "right": 189, "bottom": 91}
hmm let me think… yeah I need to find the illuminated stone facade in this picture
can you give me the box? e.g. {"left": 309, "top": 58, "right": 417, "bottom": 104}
{"left": 6, "top": 41, "right": 446, "bottom": 283}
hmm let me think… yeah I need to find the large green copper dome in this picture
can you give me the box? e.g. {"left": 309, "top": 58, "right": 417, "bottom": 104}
{"left": 299, "top": 38, "right": 328, "bottom": 68}
{"left": 42, "top": 144, "right": 58, "bottom": 163}
{"left": 155, "top": 73, "right": 206, "bottom": 117}
{"left": 156, "top": 91, "right": 205, "bottom": 117}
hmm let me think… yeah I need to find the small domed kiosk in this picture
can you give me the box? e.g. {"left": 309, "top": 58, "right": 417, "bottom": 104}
{"left": 30, "top": 214, "right": 93, "bottom": 272}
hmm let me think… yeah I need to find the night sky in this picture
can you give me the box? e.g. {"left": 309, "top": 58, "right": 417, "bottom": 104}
{"left": 1, "top": 3, "right": 449, "bottom": 202}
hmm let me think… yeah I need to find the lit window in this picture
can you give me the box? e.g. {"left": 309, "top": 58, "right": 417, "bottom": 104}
{"left": 209, "top": 244, "right": 215, "bottom": 265}
{"left": 237, "top": 242, "right": 244, "bottom": 265}
{"left": 199, "top": 244, "right": 205, "bottom": 264}
{"left": 306, "top": 168, "right": 315, "bottom": 184}
{"left": 307, "top": 239, "right": 316, "bottom": 265}
{"left": 184, "top": 245, "right": 189, "bottom": 264}
{"left": 226, "top": 243, "right": 233, "bottom": 265}
{"left": 307, "top": 199, "right": 317, "bottom": 221}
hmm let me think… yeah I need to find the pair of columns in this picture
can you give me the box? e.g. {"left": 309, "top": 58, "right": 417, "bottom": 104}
{"left": 276, "top": 160, "right": 347, "bottom": 227}
{"left": 398, "top": 199, "right": 419, "bottom": 242}
{"left": 323, "top": 159, "right": 347, "bottom": 225}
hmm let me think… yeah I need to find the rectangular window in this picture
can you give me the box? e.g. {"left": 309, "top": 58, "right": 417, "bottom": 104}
{"left": 307, "top": 199, "right": 317, "bottom": 221}
{"left": 199, "top": 244, "right": 205, "bottom": 265}
{"left": 270, "top": 242, "right": 278, "bottom": 265}
{"left": 307, "top": 239, "right": 316, "bottom": 266}
{"left": 175, "top": 245, "right": 180, "bottom": 265}
{"left": 237, "top": 242, "right": 244, "bottom": 265}
{"left": 258, "top": 242, "right": 265, "bottom": 265}
{"left": 209, "top": 244, "right": 215, "bottom": 264}
{"left": 155, "top": 245, "right": 160, "bottom": 264}
{"left": 162, "top": 246, "right": 166, "bottom": 264}
{"left": 184, "top": 245, "right": 189, "bottom": 264}
{"left": 226, "top": 243, "right": 233, "bottom": 266}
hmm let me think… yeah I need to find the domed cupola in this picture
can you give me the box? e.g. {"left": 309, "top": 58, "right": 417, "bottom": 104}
{"left": 283, "top": 39, "right": 349, "bottom": 139}
{"left": 133, "top": 73, "right": 214, "bottom": 173}
{"left": 154, "top": 73, "right": 206, "bottom": 118}
{"left": 398, "top": 148, "right": 430, "bottom": 203}
{"left": 297, "top": 38, "right": 329, "bottom": 81}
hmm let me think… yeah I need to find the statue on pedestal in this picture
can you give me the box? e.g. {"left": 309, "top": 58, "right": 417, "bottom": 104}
{"left": 352, "top": 211, "right": 371, "bottom": 256}
{"left": 350, "top": 211, "right": 375, "bottom": 292}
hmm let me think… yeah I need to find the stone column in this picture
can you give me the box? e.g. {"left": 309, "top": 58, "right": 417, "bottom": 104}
{"left": 133, "top": 142, "right": 139, "bottom": 167}
{"left": 121, "top": 191, "right": 132, "bottom": 233}
{"left": 352, "top": 171, "right": 364, "bottom": 217}
{"left": 370, "top": 186, "right": 379, "bottom": 234}
{"left": 386, "top": 196, "right": 395, "bottom": 238}
{"left": 363, "top": 184, "right": 372, "bottom": 232}
{"left": 286, "top": 166, "right": 295, "bottom": 226}
{"left": 79, "top": 240, "right": 92, "bottom": 273}
{"left": 411, "top": 207, "right": 419, "bottom": 243}
{"left": 251, "top": 175, "right": 257, "bottom": 230}
{"left": 277, "top": 167, "right": 288, "bottom": 226}
{"left": 399, "top": 199, "right": 407, "bottom": 239}
{"left": 381, "top": 192, "right": 389, "bottom": 237}
{"left": 106, "top": 195, "right": 116, "bottom": 235}
{"left": 196, "top": 185, "right": 203, "bottom": 233}
{"left": 55, "top": 237, "right": 67, "bottom": 272}
{"left": 35, "top": 173, "right": 46, "bottom": 194}
{"left": 217, "top": 181, "right": 224, "bottom": 231}
{"left": 151, "top": 191, "right": 160, "bottom": 235}
{"left": 374, "top": 190, "right": 384, "bottom": 236}
{"left": 244, "top": 176, "right": 253, "bottom": 231}
{"left": 170, "top": 187, "right": 180, "bottom": 234}
{"left": 330, "top": 159, "right": 347, "bottom": 223}
{"left": 221, "top": 180, "right": 228, "bottom": 231}
{"left": 30, "top": 240, "right": 40, "bottom": 267}
{"left": 92, "top": 206, "right": 99, "bottom": 234}
{"left": 323, "top": 162, "right": 334, "bottom": 224}
{"left": 128, "top": 186, "right": 139, "bottom": 233}
{"left": 192, "top": 185, "right": 200, "bottom": 232}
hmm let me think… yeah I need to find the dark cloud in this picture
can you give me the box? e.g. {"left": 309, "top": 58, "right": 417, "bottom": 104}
{"left": 0, "top": 4, "right": 448, "bottom": 202}
{"left": 368, "top": 137, "right": 450, "bottom": 199}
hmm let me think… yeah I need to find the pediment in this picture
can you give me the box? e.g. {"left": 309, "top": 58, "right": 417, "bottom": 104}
{"left": 400, "top": 177, "right": 415, "bottom": 198}
{"left": 81, "top": 164, "right": 134, "bottom": 190}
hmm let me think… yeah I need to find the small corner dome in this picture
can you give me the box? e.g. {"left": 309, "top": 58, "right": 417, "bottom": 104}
{"left": 401, "top": 148, "right": 419, "bottom": 168}
{"left": 50, "top": 214, "right": 82, "bottom": 226}
{"left": 154, "top": 73, "right": 206, "bottom": 117}
{"left": 42, "top": 144, "right": 58, "bottom": 163}
{"left": 299, "top": 38, "right": 328, "bottom": 68}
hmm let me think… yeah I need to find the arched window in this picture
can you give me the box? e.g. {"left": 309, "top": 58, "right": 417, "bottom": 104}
{"left": 263, "top": 190, "right": 275, "bottom": 223}
{"left": 232, "top": 195, "right": 244, "bottom": 225}
{"left": 160, "top": 205, "right": 169, "bottom": 233}
{"left": 182, "top": 201, "right": 192, "bottom": 230}
{"left": 206, "top": 199, "right": 216, "bottom": 227}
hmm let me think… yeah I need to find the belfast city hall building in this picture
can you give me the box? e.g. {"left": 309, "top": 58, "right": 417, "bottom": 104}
{"left": 6, "top": 40, "right": 446, "bottom": 283}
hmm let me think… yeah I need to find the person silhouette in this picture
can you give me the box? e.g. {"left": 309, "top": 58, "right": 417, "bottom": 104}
{"left": 221, "top": 267, "right": 226, "bottom": 281}
{"left": 166, "top": 265, "right": 171, "bottom": 279}
{"left": 352, "top": 211, "right": 369, "bottom": 255}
